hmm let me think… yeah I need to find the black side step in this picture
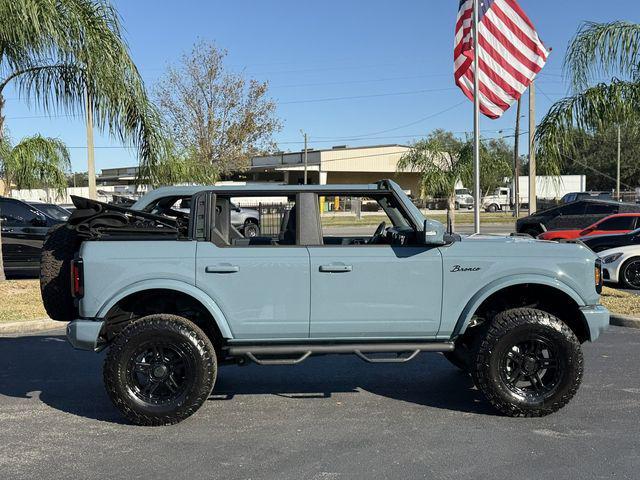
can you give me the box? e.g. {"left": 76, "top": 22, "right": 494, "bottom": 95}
{"left": 227, "top": 341, "right": 454, "bottom": 366}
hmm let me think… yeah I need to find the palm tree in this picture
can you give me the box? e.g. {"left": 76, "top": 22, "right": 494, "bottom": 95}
{"left": 536, "top": 22, "right": 640, "bottom": 175}
{"left": 399, "top": 130, "right": 473, "bottom": 232}
{"left": 1, "top": 134, "right": 70, "bottom": 193}
{"left": 0, "top": 0, "right": 165, "bottom": 280}
{"left": 0, "top": 133, "right": 70, "bottom": 277}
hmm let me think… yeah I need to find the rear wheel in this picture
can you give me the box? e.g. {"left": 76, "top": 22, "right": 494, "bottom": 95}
{"left": 472, "top": 308, "right": 583, "bottom": 417}
{"left": 620, "top": 257, "right": 640, "bottom": 289}
{"left": 103, "top": 314, "right": 217, "bottom": 426}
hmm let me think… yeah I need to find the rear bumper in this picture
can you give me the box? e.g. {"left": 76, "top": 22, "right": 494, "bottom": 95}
{"left": 66, "top": 320, "right": 105, "bottom": 351}
{"left": 580, "top": 304, "right": 610, "bottom": 342}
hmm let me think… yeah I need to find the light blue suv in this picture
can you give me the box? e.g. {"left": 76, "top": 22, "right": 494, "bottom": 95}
{"left": 39, "top": 180, "right": 609, "bottom": 425}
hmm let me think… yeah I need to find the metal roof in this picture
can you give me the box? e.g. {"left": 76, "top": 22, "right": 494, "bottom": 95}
{"left": 131, "top": 182, "right": 387, "bottom": 210}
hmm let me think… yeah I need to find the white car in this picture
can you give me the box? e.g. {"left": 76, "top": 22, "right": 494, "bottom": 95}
{"left": 598, "top": 245, "right": 640, "bottom": 289}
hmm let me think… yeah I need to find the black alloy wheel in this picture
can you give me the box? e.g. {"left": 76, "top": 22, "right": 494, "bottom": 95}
{"left": 472, "top": 307, "right": 583, "bottom": 417}
{"left": 621, "top": 258, "right": 640, "bottom": 289}
{"left": 104, "top": 314, "right": 216, "bottom": 426}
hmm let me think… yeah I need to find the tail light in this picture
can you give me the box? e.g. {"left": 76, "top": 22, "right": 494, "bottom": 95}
{"left": 71, "top": 258, "right": 84, "bottom": 298}
{"left": 594, "top": 258, "right": 603, "bottom": 294}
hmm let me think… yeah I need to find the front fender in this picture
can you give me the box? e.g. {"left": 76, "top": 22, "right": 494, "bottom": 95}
{"left": 95, "top": 279, "right": 234, "bottom": 339}
{"left": 451, "top": 274, "right": 586, "bottom": 338}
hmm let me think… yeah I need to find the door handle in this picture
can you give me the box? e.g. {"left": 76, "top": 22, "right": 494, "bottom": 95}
{"left": 319, "top": 264, "right": 352, "bottom": 273}
{"left": 205, "top": 264, "right": 239, "bottom": 274}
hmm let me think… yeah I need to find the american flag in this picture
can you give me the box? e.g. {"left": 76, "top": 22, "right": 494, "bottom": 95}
{"left": 454, "top": 0, "right": 549, "bottom": 119}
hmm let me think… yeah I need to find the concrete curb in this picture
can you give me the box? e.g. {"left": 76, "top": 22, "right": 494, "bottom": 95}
{"left": 610, "top": 314, "right": 640, "bottom": 329}
{"left": 0, "top": 318, "right": 66, "bottom": 335}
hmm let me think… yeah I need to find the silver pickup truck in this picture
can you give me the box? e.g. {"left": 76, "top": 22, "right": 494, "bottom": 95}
{"left": 39, "top": 180, "right": 609, "bottom": 426}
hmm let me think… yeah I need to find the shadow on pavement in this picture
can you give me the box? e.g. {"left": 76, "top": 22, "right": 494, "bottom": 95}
{"left": 0, "top": 332, "right": 495, "bottom": 424}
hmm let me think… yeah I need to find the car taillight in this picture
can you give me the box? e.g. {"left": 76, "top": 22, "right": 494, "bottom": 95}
{"left": 71, "top": 258, "right": 84, "bottom": 298}
{"left": 594, "top": 258, "right": 603, "bottom": 294}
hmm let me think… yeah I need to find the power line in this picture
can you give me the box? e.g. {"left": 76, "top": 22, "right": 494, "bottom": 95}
{"left": 270, "top": 73, "right": 449, "bottom": 89}
{"left": 278, "top": 87, "right": 458, "bottom": 105}
{"left": 312, "top": 101, "right": 467, "bottom": 139}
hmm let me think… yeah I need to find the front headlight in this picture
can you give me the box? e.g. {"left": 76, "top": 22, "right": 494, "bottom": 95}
{"left": 601, "top": 252, "right": 623, "bottom": 264}
{"left": 595, "top": 259, "right": 603, "bottom": 294}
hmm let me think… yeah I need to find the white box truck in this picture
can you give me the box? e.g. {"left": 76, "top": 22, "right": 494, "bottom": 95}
{"left": 481, "top": 175, "right": 586, "bottom": 212}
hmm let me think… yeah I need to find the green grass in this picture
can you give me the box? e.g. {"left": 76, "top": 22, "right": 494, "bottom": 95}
{"left": 0, "top": 280, "right": 47, "bottom": 323}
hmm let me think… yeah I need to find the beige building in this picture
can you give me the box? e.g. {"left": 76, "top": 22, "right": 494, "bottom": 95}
{"left": 93, "top": 144, "right": 423, "bottom": 197}
{"left": 250, "top": 144, "right": 421, "bottom": 196}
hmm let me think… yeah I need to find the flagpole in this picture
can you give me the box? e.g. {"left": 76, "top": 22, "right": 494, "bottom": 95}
{"left": 472, "top": 0, "right": 481, "bottom": 234}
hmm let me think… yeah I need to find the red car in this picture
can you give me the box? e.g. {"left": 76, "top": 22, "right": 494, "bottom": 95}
{"left": 537, "top": 213, "right": 640, "bottom": 240}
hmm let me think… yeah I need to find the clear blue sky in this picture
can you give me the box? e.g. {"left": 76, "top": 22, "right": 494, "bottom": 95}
{"left": 2, "top": 0, "right": 638, "bottom": 173}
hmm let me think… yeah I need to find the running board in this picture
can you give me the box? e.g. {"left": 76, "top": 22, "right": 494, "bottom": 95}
{"left": 227, "top": 341, "right": 454, "bottom": 366}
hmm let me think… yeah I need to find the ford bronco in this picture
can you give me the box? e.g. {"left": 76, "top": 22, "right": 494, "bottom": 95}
{"left": 39, "top": 180, "right": 609, "bottom": 426}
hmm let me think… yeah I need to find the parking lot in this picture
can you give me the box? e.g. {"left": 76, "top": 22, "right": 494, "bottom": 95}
{"left": 0, "top": 325, "right": 638, "bottom": 479}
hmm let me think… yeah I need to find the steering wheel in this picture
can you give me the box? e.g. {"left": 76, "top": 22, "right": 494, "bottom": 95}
{"left": 369, "top": 221, "right": 387, "bottom": 244}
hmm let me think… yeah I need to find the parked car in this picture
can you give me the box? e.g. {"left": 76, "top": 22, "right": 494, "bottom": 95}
{"left": 516, "top": 199, "right": 640, "bottom": 237}
{"left": 27, "top": 201, "right": 71, "bottom": 222}
{"left": 0, "top": 197, "right": 65, "bottom": 275}
{"left": 598, "top": 245, "right": 640, "bottom": 289}
{"left": 537, "top": 213, "right": 640, "bottom": 241}
{"left": 173, "top": 198, "right": 260, "bottom": 237}
{"left": 560, "top": 191, "right": 612, "bottom": 203}
{"left": 580, "top": 228, "right": 640, "bottom": 253}
{"left": 40, "top": 180, "right": 608, "bottom": 425}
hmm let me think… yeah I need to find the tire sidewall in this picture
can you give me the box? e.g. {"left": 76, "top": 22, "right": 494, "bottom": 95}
{"left": 474, "top": 309, "right": 583, "bottom": 415}
{"left": 105, "top": 315, "right": 216, "bottom": 424}
{"left": 620, "top": 257, "right": 640, "bottom": 289}
{"left": 483, "top": 323, "right": 578, "bottom": 408}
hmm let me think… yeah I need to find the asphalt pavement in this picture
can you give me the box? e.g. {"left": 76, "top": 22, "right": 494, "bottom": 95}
{"left": 0, "top": 326, "right": 638, "bottom": 479}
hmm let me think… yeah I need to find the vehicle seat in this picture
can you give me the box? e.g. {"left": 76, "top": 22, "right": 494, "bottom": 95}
{"left": 278, "top": 205, "right": 296, "bottom": 245}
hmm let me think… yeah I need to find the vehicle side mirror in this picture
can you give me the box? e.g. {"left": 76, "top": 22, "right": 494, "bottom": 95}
{"left": 422, "top": 219, "right": 445, "bottom": 245}
{"left": 235, "top": 207, "right": 242, "bottom": 212}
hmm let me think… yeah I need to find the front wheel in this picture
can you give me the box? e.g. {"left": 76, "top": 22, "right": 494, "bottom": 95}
{"left": 472, "top": 308, "right": 583, "bottom": 417}
{"left": 620, "top": 257, "right": 640, "bottom": 289}
{"left": 103, "top": 314, "right": 217, "bottom": 426}
{"left": 486, "top": 204, "right": 499, "bottom": 213}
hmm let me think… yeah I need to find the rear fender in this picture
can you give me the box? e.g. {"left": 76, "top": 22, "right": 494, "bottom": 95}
{"left": 95, "top": 279, "right": 233, "bottom": 338}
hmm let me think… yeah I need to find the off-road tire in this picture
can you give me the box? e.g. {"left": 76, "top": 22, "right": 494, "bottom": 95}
{"left": 39, "top": 224, "right": 81, "bottom": 321}
{"left": 103, "top": 314, "right": 217, "bottom": 426}
{"left": 471, "top": 307, "right": 583, "bottom": 417}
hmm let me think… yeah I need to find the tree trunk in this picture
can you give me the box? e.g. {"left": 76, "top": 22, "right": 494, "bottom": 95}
{"left": 0, "top": 93, "right": 6, "bottom": 281}
{"left": 447, "top": 193, "right": 456, "bottom": 233}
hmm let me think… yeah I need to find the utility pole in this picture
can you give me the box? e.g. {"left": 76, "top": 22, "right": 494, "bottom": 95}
{"left": 616, "top": 124, "right": 621, "bottom": 201}
{"left": 528, "top": 81, "right": 536, "bottom": 214}
{"left": 300, "top": 130, "right": 308, "bottom": 185}
{"left": 513, "top": 99, "right": 521, "bottom": 217}
{"left": 86, "top": 92, "right": 97, "bottom": 200}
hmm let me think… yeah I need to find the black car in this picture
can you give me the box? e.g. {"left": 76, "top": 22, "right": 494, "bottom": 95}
{"left": 28, "top": 202, "right": 71, "bottom": 221}
{"left": 580, "top": 228, "right": 640, "bottom": 253}
{"left": 516, "top": 199, "right": 640, "bottom": 237}
{"left": 1, "top": 197, "right": 65, "bottom": 275}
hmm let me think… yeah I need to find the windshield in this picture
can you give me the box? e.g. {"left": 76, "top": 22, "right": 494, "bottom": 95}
{"left": 455, "top": 188, "right": 470, "bottom": 195}
{"left": 30, "top": 203, "right": 70, "bottom": 221}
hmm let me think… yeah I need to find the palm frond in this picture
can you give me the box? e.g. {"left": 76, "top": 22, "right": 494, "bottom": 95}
{"left": 535, "top": 80, "right": 640, "bottom": 175}
{"left": 0, "top": 0, "right": 164, "bottom": 172}
{"left": 565, "top": 21, "right": 640, "bottom": 90}
{"left": 3, "top": 134, "right": 70, "bottom": 193}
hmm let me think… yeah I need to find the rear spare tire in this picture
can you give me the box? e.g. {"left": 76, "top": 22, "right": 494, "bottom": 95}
{"left": 40, "top": 224, "right": 81, "bottom": 321}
